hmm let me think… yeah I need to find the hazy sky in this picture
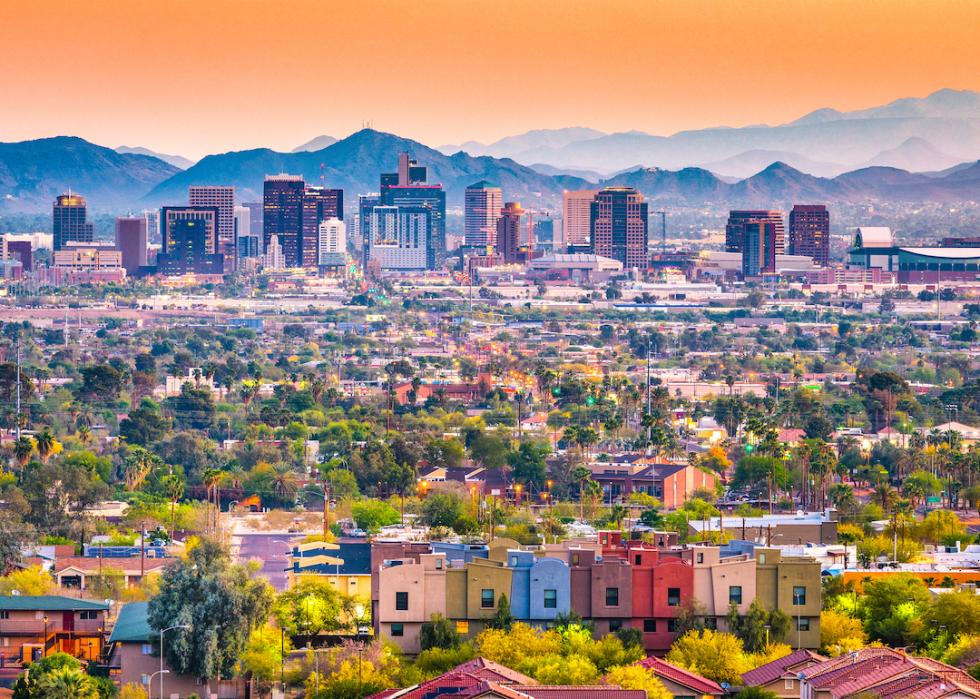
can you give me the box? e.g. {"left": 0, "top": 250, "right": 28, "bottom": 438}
{"left": 2, "top": 0, "right": 978, "bottom": 159}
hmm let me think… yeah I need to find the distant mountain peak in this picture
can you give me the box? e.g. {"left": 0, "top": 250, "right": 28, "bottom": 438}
{"left": 116, "top": 145, "right": 194, "bottom": 170}
{"left": 291, "top": 134, "right": 338, "bottom": 153}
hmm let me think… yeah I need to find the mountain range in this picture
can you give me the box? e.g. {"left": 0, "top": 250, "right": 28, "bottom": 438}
{"left": 115, "top": 145, "right": 194, "bottom": 170}
{"left": 442, "top": 89, "right": 980, "bottom": 175}
{"left": 0, "top": 137, "right": 179, "bottom": 211}
{"left": 0, "top": 88, "right": 978, "bottom": 214}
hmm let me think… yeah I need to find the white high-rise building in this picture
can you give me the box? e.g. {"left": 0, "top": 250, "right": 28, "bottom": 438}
{"left": 318, "top": 218, "right": 346, "bottom": 265}
{"left": 562, "top": 189, "right": 598, "bottom": 249}
{"left": 367, "top": 206, "right": 428, "bottom": 270}
{"left": 189, "top": 186, "right": 236, "bottom": 258}
{"left": 142, "top": 209, "right": 160, "bottom": 245}
{"left": 262, "top": 234, "right": 286, "bottom": 270}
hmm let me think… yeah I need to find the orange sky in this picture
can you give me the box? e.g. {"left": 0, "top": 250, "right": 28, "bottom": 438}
{"left": 1, "top": 0, "right": 978, "bottom": 159}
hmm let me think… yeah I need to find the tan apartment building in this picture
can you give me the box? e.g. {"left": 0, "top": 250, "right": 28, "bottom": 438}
{"left": 377, "top": 553, "right": 448, "bottom": 654}
{"left": 445, "top": 558, "right": 513, "bottom": 639}
{"left": 681, "top": 545, "right": 757, "bottom": 629}
{"left": 755, "top": 548, "right": 821, "bottom": 649}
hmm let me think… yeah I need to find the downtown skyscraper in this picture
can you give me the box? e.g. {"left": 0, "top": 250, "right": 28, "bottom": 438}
{"left": 262, "top": 175, "right": 342, "bottom": 268}
{"left": 464, "top": 181, "right": 503, "bottom": 250}
{"left": 52, "top": 193, "right": 95, "bottom": 251}
{"left": 189, "top": 186, "right": 236, "bottom": 264}
{"left": 588, "top": 187, "right": 648, "bottom": 269}
{"left": 378, "top": 153, "right": 444, "bottom": 268}
{"left": 725, "top": 210, "right": 785, "bottom": 255}
{"left": 789, "top": 204, "right": 830, "bottom": 266}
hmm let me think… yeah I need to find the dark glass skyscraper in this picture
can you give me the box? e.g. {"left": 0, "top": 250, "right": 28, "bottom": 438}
{"left": 263, "top": 175, "right": 305, "bottom": 267}
{"left": 741, "top": 220, "right": 778, "bottom": 276}
{"left": 379, "top": 153, "right": 445, "bottom": 268}
{"left": 115, "top": 216, "right": 148, "bottom": 274}
{"left": 301, "top": 187, "right": 343, "bottom": 268}
{"left": 588, "top": 187, "right": 648, "bottom": 269}
{"left": 496, "top": 202, "right": 525, "bottom": 263}
{"left": 158, "top": 206, "right": 224, "bottom": 275}
{"left": 789, "top": 204, "right": 830, "bottom": 266}
{"left": 52, "top": 193, "right": 95, "bottom": 251}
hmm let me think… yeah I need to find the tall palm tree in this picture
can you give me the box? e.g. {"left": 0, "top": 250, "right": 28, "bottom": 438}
{"left": 77, "top": 424, "right": 92, "bottom": 445}
{"left": 123, "top": 448, "right": 159, "bottom": 492}
{"left": 35, "top": 429, "right": 55, "bottom": 464}
{"left": 201, "top": 467, "right": 224, "bottom": 532}
{"left": 161, "top": 473, "right": 185, "bottom": 539}
{"left": 13, "top": 436, "right": 34, "bottom": 467}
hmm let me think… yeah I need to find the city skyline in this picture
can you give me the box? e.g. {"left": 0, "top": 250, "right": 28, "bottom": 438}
{"left": 1, "top": 0, "right": 977, "bottom": 159}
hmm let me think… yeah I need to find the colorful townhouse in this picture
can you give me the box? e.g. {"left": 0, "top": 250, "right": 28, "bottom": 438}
{"left": 0, "top": 596, "right": 108, "bottom": 672}
{"left": 287, "top": 539, "right": 373, "bottom": 602}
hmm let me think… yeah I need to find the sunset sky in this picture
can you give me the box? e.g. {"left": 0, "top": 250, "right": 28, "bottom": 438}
{"left": 2, "top": 0, "right": 978, "bottom": 159}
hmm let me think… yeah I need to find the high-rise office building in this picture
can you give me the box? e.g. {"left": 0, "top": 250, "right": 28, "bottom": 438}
{"left": 358, "top": 194, "right": 381, "bottom": 266}
{"left": 367, "top": 205, "right": 429, "bottom": 271}
{"left": 243, "top": 202, "right": 263, "bottom": 237}
{"left": 318, "top": 218, "right": 346, "bottom": 265}
{"left": 563, "top": 190, "right": 599, "bottom": 249}
{"left": 263, "top": 175, "right": 305, "bottom": 267}
{"left": 114, "top": 217, "right": 148, "bottom": 274}
{"left": 301, "top": 186, "right": 343, "bottom": 267}
{"left": 533, "top": 215, "right": 556, "bottom": 254}
{"left": 741, "top": 220, "right": 778, "bottom": 276}
{"left": 158, "top": 206, "right": 223, "bottom": 275}
{"left": 589, "top": 187, "right": 648, "bottom": 269}
{"left": 380, "top": 154, "right": 444, "bottom": 268}
{"left": 464, "top": 181, "right": 503, "bottom": 249}
{"left": 495, "top": 202, "right": 525, "bottom": 263}
{"left": 189, "top": 186, "right": 235, "bottom": 260}
{"left": 726, "top": 210, "right": 785, "bottom": 255}
{"left": 143, "top": 209, "right": 160, "bottom": 245}
{"left": 789, "top": 204, "right": 830, "bottom": 266}
{"left": 53, "top": 193, "right": 95, "bottom": 251}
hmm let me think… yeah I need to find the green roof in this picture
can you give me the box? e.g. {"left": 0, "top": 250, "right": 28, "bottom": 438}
{"left": 108, "top": 602, "right": 151, "bottom": 644}
{"left": 0, "top": 595, "right": 109, "bottom": 612}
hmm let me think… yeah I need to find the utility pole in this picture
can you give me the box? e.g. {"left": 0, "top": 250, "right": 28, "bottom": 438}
{"left": 15, "top": 341, "right": 21, "bottom": 440}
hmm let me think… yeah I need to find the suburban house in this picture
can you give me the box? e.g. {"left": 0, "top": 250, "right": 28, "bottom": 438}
{"left": 0, "top": 595, "right": 108, "bottom": 670}
{"left": 741, "top": 648, "right": 826, "bottom": 698}
{"left": 632, "top": 656, "right": 724, "bottom": 698}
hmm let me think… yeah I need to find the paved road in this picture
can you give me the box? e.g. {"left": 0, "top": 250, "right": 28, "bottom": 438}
{"left": 234, "top": 533, "right": 298, "bottom": 591}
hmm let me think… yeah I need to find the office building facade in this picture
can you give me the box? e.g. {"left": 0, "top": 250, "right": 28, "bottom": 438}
{"left": 741, "top": 220, "right": 778, "bottom": 276}
{"left": 53, "top": 194, "right": 95, "bottom": 251}
{"left": 726, "top": 210, "right": 785, "bottom": 255}
{"left": 464, "top": 181, "right": 503, "bottom": 249}
{"left": 589, "top": 187, "right": 648, "bottom": 269}
{"left": 496, "top": 202, "right": 525, "bottom": 263}
{"left": 158, "top": 206, "right": 224, "bottom": 275}
{"left": 301, "top": 186, "right": 343, "bottom": 267}
{"left": 263, "top": 175, "right": 305, "bottom": 267}
{"left": 114, "top": 217, "right": 148, "bottom": 274}
{"left": 318, "top": 218, "right": 346, "bottom": 266}
{"left": 380, "top": 154, "right": 444, "bottom": 268}
{"left": 563, "top": 190, "right": 599, "bottom": 249}
{"left": 188, "top": 186, "right": 235, "bottom": 262}
{"left": 366, "top": 205, "right": 429, "bottom": 271}
{"left": 788, "top": 204, "right": 830, "bottom": 266}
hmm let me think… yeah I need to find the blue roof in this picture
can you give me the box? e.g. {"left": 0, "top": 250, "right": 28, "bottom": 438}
{"left": 108, "top": 602, "right": 151, "bottom": 643}
{"left": 0, "top": 596, "right": 109, "bottom": 612}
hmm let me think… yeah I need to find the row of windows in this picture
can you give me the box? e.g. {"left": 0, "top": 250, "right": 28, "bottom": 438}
{"left": 395, "top": 585, "right": 805, "bottom": 613}
{"left": 397, "top": 589, "right": 558, "bottom": 611}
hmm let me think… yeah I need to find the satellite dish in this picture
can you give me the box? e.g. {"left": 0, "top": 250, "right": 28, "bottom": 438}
{"left": 11, "top": 590, "right": 20, "bottom": 596}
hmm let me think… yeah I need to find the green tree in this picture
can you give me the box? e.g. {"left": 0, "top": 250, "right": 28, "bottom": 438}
{"left": 76, "top": 364, "right": 124, "bottom": 402}
{"left": 508, "top": 440, "right": 551, "bottom": 491}
{"left": 421, "top": 492, "right": 464, "bottom": 528}
{"left": 486, "top": 594, "right": 514, "bottom": 631}
{"left": 350, "top": 500, "right": 400, "bottom": 532}
{"left": 147, "top": 539, "right": 273, "bottom": 682}
{"left": 860, "top": 574, "right": 930, "bottom": 646}
{"left": 119, "top": 400, "right": 169, "bottom": 446}
{"left": 666, "top": 629, "right": 748, "bottom": 685}
{"left": 273, "top": 578, "right": 358, "bottom": 637}
{"left": 470, "top": 433, "right": 509, "bottom": 470}
{"left": 420, "top": 613, "right": 461, "bottom": 650}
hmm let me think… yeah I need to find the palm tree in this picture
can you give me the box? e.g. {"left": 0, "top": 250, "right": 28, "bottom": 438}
{"left": 77, "top": 424, "right": 92, "bottom": 445}
{"left": 267, "top": 463, "right": 300, "bottom": 503}
{"left": 123, "top": 447, "right": 159, "bottom": 492}
{"left": 162, "top": 473, "right": 185, "bottom": 539}
{"left": 13, "top": 436, "right": 34, "bottom": 467}
{"left": 35, "top": 429, "right": 55, "bottom": 464}
{"left": 201, "top": 467, "right": 224, "bottom": 532}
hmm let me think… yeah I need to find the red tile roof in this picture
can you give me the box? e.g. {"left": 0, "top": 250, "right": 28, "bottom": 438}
{"left": 742, "top": 649, "right": 826, "bottom": 687}
{"left": 635, "top": 655, "right": 723, "bottom": 695}
{"left": 515, "top": 686, "right": 645, "bottom": 699}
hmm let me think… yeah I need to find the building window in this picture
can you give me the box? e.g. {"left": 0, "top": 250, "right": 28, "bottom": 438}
{"left": 797, "top": 617, "right": 810, "bottom": 631}
{"left": 729, "top": 586, "right": 742, "bottom": 605}
{"left": 635, "top": 555, "right": 642, "bottom": 565}
{"left": 571, "top": 553, "right": 580, "bottom": 566}
{"left": 667, "top": 588, "right": 681, "bottom": 606}
{"left": 0, "top": 611, "right": 8, "bottom": 620}
{"left": 606, "top": 587, "right": 619, "bottom": 607}
{"left": 609, "top": 619, "right": 622, "bottom": 632}
{"left": 785, "top": 679, "right": 795, "bottom": 690}
{"left": 80, "top": 610, "right": 99, "bottom": 620}
{"left": 435, "top": 558, "right": 443, "bottom": 570}
{"left": 667, "top": 619, "right": 677, "bottom": 633}
{"left": 141, "top": 644, "right": 153, "bottom": 655}
{"left": 390, "top": 623, "right": 404, "bottom": 637}
{"left": 696, "top": 552, "right": 704, "bottom": 564}
{"left": 758, "top": 553, "right": 766, "bottom": 565}
{"left": 793, "top": 586, "right": 806, "bottom": 605}
{"left": 455, "top": 621, "right": 469, "bottom": 634}
{"left": 544, "top": 589, "right": 557, "bottom": 609}
{"left": 395, "top": 592, "right": 408, "bottom": 611}
{"left": 511, "top": 556, "right": 518, "bottom": 567}
{"left": 481, "top": 589, "right": 495, "bottom": 608}
{"left": 643, "top": 619, "right": 657, "bottom": 633}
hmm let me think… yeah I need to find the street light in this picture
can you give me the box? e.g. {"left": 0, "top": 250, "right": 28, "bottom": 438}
{"left": 147, "top": 669, "right": 169, "bottom": 694}
{"left": 303, "top": 646, "right": 328, "bottom": 696}
{"left": 160, "top": 624, "right": 190, "bottom": 699}
{"left": 42, "top": 616, "right": 48, "bottom": 657}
